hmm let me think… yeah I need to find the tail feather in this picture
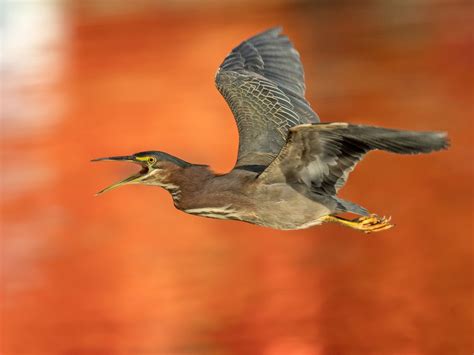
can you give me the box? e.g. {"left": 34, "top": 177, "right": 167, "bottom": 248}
{"left": 335, "top": 197, "right": 369, "bottom": 216}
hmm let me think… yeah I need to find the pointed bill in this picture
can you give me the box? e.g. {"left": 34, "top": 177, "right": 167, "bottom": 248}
{"left": 92, "top": 155, "right": 147, "bottom": 196}
{"left": 94, "top": 172, "right": 144, "bottom": 196}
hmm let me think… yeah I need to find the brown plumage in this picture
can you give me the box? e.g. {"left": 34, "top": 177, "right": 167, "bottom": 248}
{"left": 93, "top": 28, "right": 449, "bottom": 233}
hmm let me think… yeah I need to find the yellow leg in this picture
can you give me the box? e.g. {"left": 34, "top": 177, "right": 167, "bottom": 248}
{"left": 322, "top": 214, "right": 394, "bottom": 234}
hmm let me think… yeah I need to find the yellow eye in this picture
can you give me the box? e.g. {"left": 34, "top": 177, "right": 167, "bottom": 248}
{"left": 148, "top": 157, "right": 156, "bottom": 164}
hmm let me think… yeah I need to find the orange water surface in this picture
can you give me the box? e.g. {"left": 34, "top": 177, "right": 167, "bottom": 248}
{"left": 1, "top": 1, "right": 473, "bottom": 354}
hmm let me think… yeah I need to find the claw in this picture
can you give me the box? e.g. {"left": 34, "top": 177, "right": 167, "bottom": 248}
{"left": 353, "top": 214, "right": 394, "bottom": 233}
{"left": 363, "top": 223, "right": 394, "bottom": 234}
{"left": 322, "top": 213, "right": 395, "bottom": 234}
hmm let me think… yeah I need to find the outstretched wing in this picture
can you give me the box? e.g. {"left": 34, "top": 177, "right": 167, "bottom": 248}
{"left": 258, "top": 123, "right": 448, "bottom": 195}
{"left": 215, "top": 27, "right": 319, "bottom": 168}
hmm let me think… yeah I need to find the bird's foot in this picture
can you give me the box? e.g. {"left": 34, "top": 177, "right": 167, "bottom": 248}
{"left": 322, "top": 214, "right": 394, "bottom": 234}
{"left": 351, "top": 214, "right": 394, "bottom": 234}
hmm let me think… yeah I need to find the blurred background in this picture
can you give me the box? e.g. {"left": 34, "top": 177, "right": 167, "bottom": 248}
{"left": 1, "top": 0, "right": 472, "bottom": 354}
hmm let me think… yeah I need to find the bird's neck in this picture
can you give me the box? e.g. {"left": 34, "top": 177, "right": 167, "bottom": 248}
{"left": 160, "top": 165, "right": 215, "bottom": 208}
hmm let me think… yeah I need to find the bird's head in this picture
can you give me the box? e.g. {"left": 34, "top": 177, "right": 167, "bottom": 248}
{"left": 92, "top": 151, "right": 191, "bottom": 195}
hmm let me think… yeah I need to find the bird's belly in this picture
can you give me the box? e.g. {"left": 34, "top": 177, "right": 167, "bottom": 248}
{"left": 183, "top": 204, "right": 247, "bottom": 221}
{"left": 180, "top": 182, "right": 332, "bottom": 230}
{"left": 246, "top": 184, "right": 332, "bottom": 230}
{"left": 250, "top": 202, "right": 329, "bottom": 230}
{"left": 191, "top": 195, "right": 328, "bottom": 231}
{"left": 184, "top": 203, "right": 324, "bottom": 230}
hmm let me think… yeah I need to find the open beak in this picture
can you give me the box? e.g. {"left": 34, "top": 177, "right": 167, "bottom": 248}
{"left": 91, "top": 155, "right": 148, "bottom": 196}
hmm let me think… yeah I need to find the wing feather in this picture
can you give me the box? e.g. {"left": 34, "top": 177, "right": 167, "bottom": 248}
{"left": 215, "top": 27, "right": 319, "bottom": 168}
{"left": 258, "top": 123, "right": 448, "bottom": 195}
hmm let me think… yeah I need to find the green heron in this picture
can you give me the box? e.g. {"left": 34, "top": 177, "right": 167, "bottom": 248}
{"left": 93, "top": 28, "right": 448, "bottom": 233}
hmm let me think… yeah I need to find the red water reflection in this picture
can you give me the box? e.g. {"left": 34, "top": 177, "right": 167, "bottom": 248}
{"left": 2, "top": 2, "right": 472, "bottom": 355}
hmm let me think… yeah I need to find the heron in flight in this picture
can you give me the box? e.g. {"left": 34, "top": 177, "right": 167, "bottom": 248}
{"left": 93, "top": 28, "right": 448, "bottom": 233}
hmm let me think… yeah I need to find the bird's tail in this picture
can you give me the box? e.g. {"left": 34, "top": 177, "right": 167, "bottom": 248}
{"left": 342, "top": 124, "right": 450, "bottom": 154}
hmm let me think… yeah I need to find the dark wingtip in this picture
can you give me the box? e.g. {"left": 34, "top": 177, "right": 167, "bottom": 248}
{"left": 431, "top": 131, "right": 450, "bottom": 151}
{"left": 441, "top": 132, "right": 451, "bottom": 150}
{"left": 254, "top": 26, "right": 283, "bottom": 39}
{"left": 270, "top": 26, "right": 283, "bottom": 34}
